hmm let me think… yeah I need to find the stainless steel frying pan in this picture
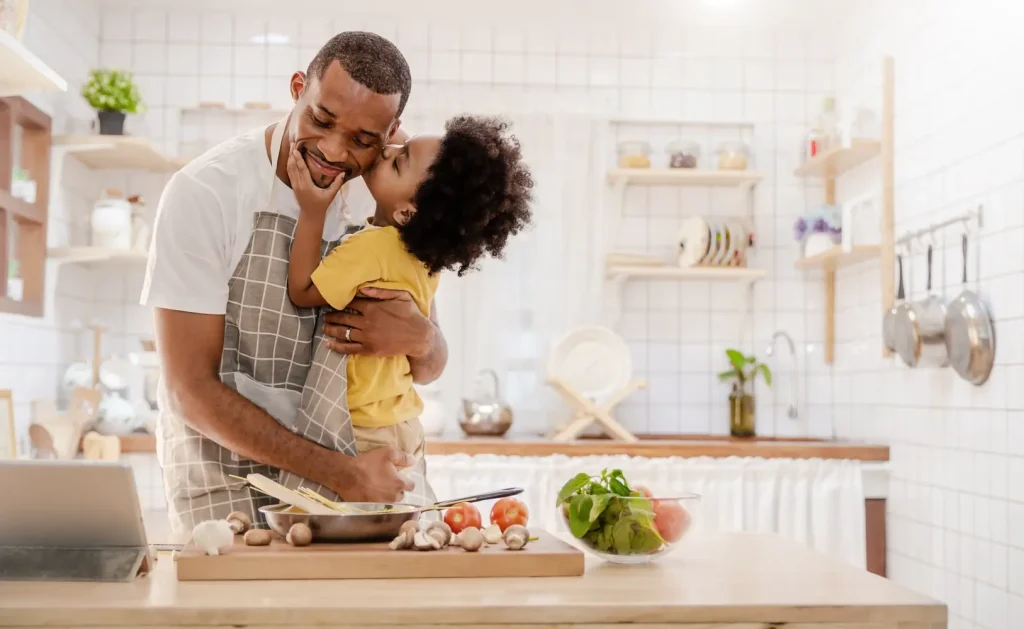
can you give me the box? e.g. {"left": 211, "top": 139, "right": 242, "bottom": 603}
{"left": 945, "top": 232, "right": 995, "bottom": 385}
{"left": 882, "top": 251, "right": 907, "bottom": 353}
{"left": 896, "top": 243, "right": 949, "bottom": 368}
{"left": 260, "top": 487, "right": 524, "bottom": 542}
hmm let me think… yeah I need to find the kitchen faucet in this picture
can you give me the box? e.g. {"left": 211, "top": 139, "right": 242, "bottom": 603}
{"left": 766, "top": 331, "right": 799, "bottom": 420}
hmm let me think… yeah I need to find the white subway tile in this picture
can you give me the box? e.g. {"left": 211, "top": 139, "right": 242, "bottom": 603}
{"left": 168, "top": 13, "right": 200, "bottom": 43}
{"left": 100, "top": 42, "right": 132, "bottom": 69}
{"left": 134, "top": 10, "right": 167, "bottom": 42}
{"left": 233, "top": 45, "right": 267, "bottom": 78}
{"left": 199, "top": 44, "right": 233, "bottom": 76}
{"left": 200, "top": 14, "right": 233, "bottom": 44}
{"left": 166, "top": 44, "right": 199, "bottom": 76}
{"left": 525, "top": 54, "right": 556, "bottom": 85}
{"left": 101, "top": 11, "right": 132, "bottom": 42}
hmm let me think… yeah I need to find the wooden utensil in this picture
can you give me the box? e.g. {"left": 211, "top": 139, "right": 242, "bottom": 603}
{"left": 176, "top": 529, "right": 583, "bottom": 581}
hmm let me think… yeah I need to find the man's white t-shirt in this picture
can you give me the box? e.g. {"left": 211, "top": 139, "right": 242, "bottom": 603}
{"left": 141, "top": 125, "right": 361, "bottom": 314}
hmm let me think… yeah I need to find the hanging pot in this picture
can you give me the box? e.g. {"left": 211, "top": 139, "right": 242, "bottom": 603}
{"left": 895, "top": 243, "right": 948, "bottom": 368}
{"left": 458, "top": 369, "right": 513, "bottom": 437}
{"left": 882, "top": 251, "right": 907, "bottom": 353}
{"left": 97, "top": 110, "right": 126, "bottom": 135}
{"left": 944, "top": 232, "right": 996, "bottom": 385}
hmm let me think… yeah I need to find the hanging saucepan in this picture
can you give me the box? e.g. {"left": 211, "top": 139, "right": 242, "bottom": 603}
{"left": 882, "top": 249, "right": 907, "bottom": 353}
{"left": 944, "top": 231, "right": 995, "bottom": 385}
{"left": 895, "top": 243, "right": 948, "bottom": 368}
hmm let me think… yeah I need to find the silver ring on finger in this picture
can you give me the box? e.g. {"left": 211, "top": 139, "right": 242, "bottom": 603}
{"left": 345, "top": 327, "right": 352, "bottom": 342}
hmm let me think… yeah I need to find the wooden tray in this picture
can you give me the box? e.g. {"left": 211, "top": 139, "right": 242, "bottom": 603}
{"left": 175, "top": 529, "right": 584, "bottom": 581}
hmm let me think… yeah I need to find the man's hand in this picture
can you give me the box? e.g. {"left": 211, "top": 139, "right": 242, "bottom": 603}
{"left": 323, "top": 287, "right": 434, "bottom": 357}
{"left": 324, "top": 446, "right": 415, "bottom": 503}
{"left": 287, "top": 148, "right": 344, "bottom": 215}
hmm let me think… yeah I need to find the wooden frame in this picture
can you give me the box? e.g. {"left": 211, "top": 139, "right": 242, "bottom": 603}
{"left": 0, "top": 389, "right": 16, "bottom": 459}
{"left": 0, "top": 96, "right": 51, "bottom": 317}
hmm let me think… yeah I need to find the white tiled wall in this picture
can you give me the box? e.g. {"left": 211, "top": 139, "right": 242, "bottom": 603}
{"left": 87, "top": 0, "right": 836, "bottom": 438}
{"left": 1, "top": 0, "right": 104, "bottom": 453}
{"left": 829, "top": 1, "right": 1024, "bottom": 628}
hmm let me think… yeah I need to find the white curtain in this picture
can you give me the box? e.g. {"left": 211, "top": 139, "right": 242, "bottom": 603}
{"left": 401, "top": 113, "right": 611, "bottom": 434}
{"left": 425, "top": 454, "right": 867, "bottom": 569}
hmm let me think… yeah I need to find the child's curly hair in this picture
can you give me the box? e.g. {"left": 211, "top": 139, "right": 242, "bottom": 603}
{"left": 399, "top": 115, "right": 534, "bottom": 276}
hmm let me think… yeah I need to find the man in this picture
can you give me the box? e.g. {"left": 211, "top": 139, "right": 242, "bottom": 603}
{"left": 142, "top": 32, "right": 447, "bottom": 531}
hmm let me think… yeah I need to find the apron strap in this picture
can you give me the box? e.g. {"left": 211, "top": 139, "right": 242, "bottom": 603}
{"left": 268, "top": 118, "right": 288, "bottom": 200}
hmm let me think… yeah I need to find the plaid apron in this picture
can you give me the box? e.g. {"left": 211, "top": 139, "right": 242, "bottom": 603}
{"left": 159, "top": 121, "right": 433, "bottom": 532}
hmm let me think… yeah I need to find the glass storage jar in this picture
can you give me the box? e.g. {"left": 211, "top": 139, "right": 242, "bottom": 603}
{"left": 716, "top": 141, "right": 750, "bottom": 171}
{"left": 666, "top": 140, "right": 700, "bottom": 169}
{"left": 616, "top": 140, "right": 652, "bottom": 169}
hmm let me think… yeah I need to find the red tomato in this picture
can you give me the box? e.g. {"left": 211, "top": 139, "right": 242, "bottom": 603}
{"left": 490, "top": 497, "right": 529, "bottom": 531}
{"left": 443, "top": 502, "right": 482, "bottom": 534}
{"left": 652, "top": 500, "right": 691, "bottom": 543}
{"left": 633, "top": 485, "right": 654, "bottom": 498}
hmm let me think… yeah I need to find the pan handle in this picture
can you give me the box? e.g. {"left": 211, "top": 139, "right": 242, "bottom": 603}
{"left": 961, "top": 233, "right": 968, "bottom": 285}
{"left": 431, "top": 487, "right": 524, "bottom": 509}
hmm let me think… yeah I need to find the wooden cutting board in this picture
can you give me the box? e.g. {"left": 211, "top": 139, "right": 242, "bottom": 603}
{"left": 175, "top": 529, "right": 584, "bottom": 581}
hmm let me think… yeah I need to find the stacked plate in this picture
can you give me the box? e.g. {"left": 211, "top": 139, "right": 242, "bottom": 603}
{"left": 677, "top": 217, "right": 752, "bottom": 268}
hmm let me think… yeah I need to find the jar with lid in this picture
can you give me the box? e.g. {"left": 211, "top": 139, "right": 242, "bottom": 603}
{"left": 616, "top": 140, "right": 652, "bottom": 169}
{"left": 716, "top": 142, "right": 750, "bottom": 171}
{"left": 91, "top": 188, "right": 133, "bottom": 250}
{"left": 666, "top": 140, "right": 700, "bottom": 169}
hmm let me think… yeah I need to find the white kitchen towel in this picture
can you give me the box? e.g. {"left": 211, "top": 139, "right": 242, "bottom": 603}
{"left": 425, "top": 454, "right": 867, "bottom": 569}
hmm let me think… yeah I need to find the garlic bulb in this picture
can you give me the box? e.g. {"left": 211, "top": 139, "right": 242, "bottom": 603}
{"left": 192, "top": 519, "right": 234, "bottom": 556}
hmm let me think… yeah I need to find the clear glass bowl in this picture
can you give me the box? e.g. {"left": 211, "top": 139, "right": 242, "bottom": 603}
{"left": 716, "top": 141, "right": 750, "bottom": 170}
{"left": 616, "top": 140, "right": 653, "bottom": 169}
{"left": 559, "top": 493, "right": 701, "bottom": 564}
{"left": 666, "top": 140, "right": 701, "bottom": 169}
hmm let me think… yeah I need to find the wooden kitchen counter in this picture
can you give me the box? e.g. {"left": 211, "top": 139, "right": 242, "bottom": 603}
{"left": 427, "top": 435, "right": 890, "bottom": 461}
{"left": 0, "top": 533, "right": 942, "bottom": 628}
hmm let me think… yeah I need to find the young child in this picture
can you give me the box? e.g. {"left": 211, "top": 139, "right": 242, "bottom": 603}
{"left": 287, "top": 115, "right": 533, "bottom": 480}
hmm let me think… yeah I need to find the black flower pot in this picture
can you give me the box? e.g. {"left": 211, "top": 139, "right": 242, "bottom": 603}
{"left": 97, "top": 110, "right": 126, "bottom": 135}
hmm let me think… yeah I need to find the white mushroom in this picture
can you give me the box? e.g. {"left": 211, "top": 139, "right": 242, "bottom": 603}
{"left": 455, "top": 526, "right": 484, "bottom": 552}
{"left": 483, "top": 523, "right": 502, "bottom": 544}
{"left": 413, "top": 530, "right": 442, "bottom": 551}
{"left": 425, "top": 521, "right": 453, "bottom": 547}
{"left": 286, "top": 522, "right": 313, "bottom": 546}
{"left": 388, "top": 529, "right": 416, "bottom": 550}
{"left": 243, "top": 528, "right": 272, "bottom": 546}
{"left": 192, "top": 519, "right": 234, "bottom": 556}
{"left": 399, "top": 519, "right": 421, "bottom": 536}
{"left": 226, "top": 511, "right": 252, "bottom": 534}
{"left": 503, "top": 524, "right": 530, "bottom": 550}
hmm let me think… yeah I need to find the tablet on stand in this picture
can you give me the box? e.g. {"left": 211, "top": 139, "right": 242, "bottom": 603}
{"left": 0, "top": 460, "right": 153, "bottom": 582}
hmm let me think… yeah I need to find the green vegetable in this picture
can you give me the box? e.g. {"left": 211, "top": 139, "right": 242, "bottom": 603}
{"left": 555, "top": 467, "right": 666, "bottom": 556}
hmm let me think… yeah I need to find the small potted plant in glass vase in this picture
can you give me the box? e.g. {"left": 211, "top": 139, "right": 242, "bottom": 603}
{"left": 81, "top": 69, "right": 144, "bottom": 135}
{"left": 717, "top": 349, "right": 772, "bottom": 437}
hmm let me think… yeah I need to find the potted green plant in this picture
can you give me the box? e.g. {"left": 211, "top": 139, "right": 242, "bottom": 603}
{"left": 717, "top": 348, "right": 772, "bottom": 437}
{"left": 80, "top": 69, "right": 144, "bottom": 135}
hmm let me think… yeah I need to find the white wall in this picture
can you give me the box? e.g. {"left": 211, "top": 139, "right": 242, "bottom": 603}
{"left": 0, "top": 0, "right": 104, "bottom": 454}
{"left": 830, "top": 1, "right": 1024, "bottom": 628}
{"left": 82, "top": 0, "right": 837, "bottom": 437}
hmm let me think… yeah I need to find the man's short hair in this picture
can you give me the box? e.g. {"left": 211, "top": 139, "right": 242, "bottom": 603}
{"left": 307, "top": 31, "right": 412, "bottom": 118}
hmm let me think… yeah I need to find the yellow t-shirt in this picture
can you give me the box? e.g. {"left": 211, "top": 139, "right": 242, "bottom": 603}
{"left": 310, "top": 225, "right": 439, "bottom": 428}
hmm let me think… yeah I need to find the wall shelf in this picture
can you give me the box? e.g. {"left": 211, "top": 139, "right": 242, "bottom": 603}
{"left": 606, "top": 257, "right": 766, "bottom": 324}
{"left": 0, "top": 29, "right": 67, "bottom": 96}
{"left": 607, "top": 263, "right": 766, "bottom": 283}
{"left": 607, "top": 168, "right": 762, "bottom": 189}
{"left": 53, "top": 135, "right": 187, "bottom": 172}
{"left": 48, "top": 247, "right": 148, "bottom": 266}
{"left": 795, "top": 58, "right": 894, "bottom": 365}
{"left": 794, "top": 246, "right": 881, "bottom": 271}
{"left": 794, "top": 141, "right": 882, "bottom": 178}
